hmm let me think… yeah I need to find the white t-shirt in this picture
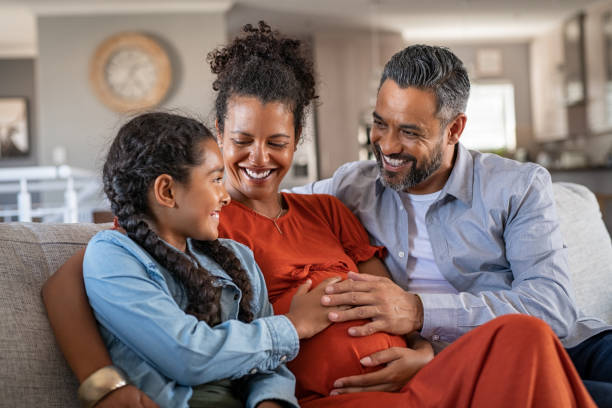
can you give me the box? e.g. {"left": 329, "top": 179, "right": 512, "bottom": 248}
{"left": 400, "top": 190, "right": 458, "bottom": 294}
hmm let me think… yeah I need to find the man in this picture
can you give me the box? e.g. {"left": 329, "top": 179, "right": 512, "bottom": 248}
{"left": 293, "top": 45, "right": 612, "bottom": 406}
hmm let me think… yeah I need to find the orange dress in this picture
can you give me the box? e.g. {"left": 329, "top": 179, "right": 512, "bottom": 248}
{"left": 219, "top": 193, "right": 595, "bottom": 408}
{"left": 219, "top": 193, "right": 407, "bottom": 402}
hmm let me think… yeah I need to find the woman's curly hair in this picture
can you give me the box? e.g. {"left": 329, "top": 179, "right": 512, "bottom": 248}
{"left": 103, "top": 112, "right": 253, "bottom": 325}
{"left": 207, "top": 21, "right": 318, "bottom": 140}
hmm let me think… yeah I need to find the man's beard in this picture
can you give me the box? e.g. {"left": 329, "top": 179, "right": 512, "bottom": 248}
{"left": 372, "top": 138, "right": 444, "bottom": 192}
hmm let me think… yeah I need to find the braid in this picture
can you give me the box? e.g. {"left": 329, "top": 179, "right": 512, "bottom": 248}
{"left": 103, "top": 112, "right": 253, "bottom": 326}
{"left": 193, "top": 240, "right": 254, "bottom": 322}
{"left": 121, "top": 212, "right": 222, "bottom": 325}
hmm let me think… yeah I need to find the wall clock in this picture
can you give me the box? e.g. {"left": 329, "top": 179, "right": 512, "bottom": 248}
{"left": 89, "top": 32, "right": 172, "bottom": 112}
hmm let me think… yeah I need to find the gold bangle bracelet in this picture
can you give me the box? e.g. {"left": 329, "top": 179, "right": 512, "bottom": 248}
{"left": 78, "top": 365, "right": 129, "bottom": 408}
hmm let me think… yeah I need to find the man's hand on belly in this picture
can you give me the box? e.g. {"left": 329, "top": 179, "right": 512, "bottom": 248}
{"left": 322, "top": 272, "right": 424, "bottom": 337}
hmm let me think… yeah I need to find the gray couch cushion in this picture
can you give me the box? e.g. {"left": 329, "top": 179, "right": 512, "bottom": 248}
{"left": 553, "top": 182, "right": 612, "bottom": 324}
{"left": 0, "top": 222, "right": 107, "bottom": 408}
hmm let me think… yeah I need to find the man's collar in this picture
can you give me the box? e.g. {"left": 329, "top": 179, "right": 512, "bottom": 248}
{"left": 374, "top": 143, "right": 473, "bottom": 206}
{"left": 375, "top": 172, "right": 386, "bottom": 196}
{"left": 442, "top": 143, "right": 473, "bottom": 206}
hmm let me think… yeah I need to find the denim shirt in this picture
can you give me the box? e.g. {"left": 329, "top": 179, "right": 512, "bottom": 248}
{"left": 83, "top": 230, "right": 300, "bottom": 408}
{"left": 292, "top": 143, "right": 610, "bottom": 348}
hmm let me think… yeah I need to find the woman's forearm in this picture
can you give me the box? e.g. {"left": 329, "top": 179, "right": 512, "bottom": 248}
{"left": 357, "top": 256, "right": 392, "bottom": 279}
{"left": 41, "top": 248, "right": 112, "bottom": 382}
{"left": 405, "top": 332, "right": 434, "bottom": 362}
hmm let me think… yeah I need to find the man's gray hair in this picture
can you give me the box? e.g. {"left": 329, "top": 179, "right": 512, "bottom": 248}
{"left": 379, "top": 44, "right": 470, "bottom": 126}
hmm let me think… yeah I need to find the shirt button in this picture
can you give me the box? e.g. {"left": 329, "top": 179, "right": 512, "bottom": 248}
{"left": 280, "top": 355, "right": 287, "bottom": 362}
{"left": 249, "top": 368, "right": 258, "bottom": 375}
{"left": 398, "top": 251, "right": 405, "bottom": 258}
{"left": 432, "top": 334, "right": 440, "bottom": 341}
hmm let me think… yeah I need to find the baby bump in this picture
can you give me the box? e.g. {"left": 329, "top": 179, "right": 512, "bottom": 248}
{"left": 289, "top": 320, "right": 407, "bottom": 400}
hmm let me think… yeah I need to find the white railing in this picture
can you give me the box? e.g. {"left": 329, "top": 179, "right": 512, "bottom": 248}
{"left": 0, "top": 165, "right": 102, "bottom": 223}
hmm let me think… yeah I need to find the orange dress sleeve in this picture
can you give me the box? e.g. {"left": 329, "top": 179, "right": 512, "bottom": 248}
{"left": 320, "top": 195, "right": 386, "bottom": 264}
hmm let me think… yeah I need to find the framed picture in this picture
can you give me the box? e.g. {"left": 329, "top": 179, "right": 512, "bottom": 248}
{"left": 475, "top": 48, "right": 503, "bottom": 77}
{"left": 0, "top": 97, "right": 29, "bottom": 158}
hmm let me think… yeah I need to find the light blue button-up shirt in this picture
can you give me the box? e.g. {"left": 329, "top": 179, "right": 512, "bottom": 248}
{"left": 83, "top": 230, "right": 299, "bottom": 408}
{"left": 292, "top": 143, "right": 610, "bottom": 348}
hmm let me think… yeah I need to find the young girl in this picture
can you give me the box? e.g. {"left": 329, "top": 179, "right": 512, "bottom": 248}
{"left": 43, "top": 23, "right": 596, "bottom": 408}
{"left": 73, "top": 111, "right": 335, "bottom": 408}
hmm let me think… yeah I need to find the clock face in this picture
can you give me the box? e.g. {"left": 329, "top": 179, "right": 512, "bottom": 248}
{"left": 106, "top": 48, "right": 158, "bottom": 100}
{"left": 90, "top": 33, "right": 172, "bottom": 112}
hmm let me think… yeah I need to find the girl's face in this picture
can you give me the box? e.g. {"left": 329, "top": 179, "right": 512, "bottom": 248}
{"left": 218, "top": 96, "right": 297, "bottom": 202}
{"left": 170, "top": 139, "right": 230, "bottom": 245}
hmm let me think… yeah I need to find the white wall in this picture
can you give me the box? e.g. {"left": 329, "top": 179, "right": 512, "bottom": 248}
{"left": 442, "top": 42, "right": 534, "bottom": 150}
{"left": 313, "top": 30, "right": 404, "bottom": 178}
{"left": 36, "top": 13, "right": 226, "bottom": 172}
{"left": 530, "top": 26, "right": 568, "bottom": 142}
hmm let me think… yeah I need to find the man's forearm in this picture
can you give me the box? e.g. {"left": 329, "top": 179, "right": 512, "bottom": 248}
{"left": 418, "top": 284, "right": 577, "bottom": 343}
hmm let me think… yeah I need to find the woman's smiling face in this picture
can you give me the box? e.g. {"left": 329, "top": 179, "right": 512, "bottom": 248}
{"left": 218, "top": 95, "right": 297, "bottom": 202}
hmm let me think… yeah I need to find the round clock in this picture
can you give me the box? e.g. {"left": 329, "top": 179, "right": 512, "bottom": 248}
{"left": 89, "top": 32, "right": 172, "bottom": 112}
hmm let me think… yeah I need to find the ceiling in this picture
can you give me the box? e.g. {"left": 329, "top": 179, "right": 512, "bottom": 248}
{"left": 235, "top": 0, "right": 605, "bottom": 39}
{"left": 0, "top": 0, "right": 607, "bottom": 57}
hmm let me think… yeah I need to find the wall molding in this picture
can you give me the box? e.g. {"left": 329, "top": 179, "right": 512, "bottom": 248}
{"left": 0, "top": 43, "right": 37, "bottom": 58}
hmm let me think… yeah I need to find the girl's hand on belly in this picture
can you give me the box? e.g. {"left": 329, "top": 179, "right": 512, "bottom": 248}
{"left": 329, "top": 341, "right": 434, "bottom": 395}
{"left": 285, "top": 276, "right": 347, "bottom": 339}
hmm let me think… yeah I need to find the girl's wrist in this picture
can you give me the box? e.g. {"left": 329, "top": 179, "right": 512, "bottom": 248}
{"left": 283, "top": 313, "right": 305, "bottom": 339}
{"left": 78, "top": 365, "right": 129, "bottom": 408}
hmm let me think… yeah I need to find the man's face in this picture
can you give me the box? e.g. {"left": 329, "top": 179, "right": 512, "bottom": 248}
{"left": 370, "top": 80, "right": 453, "bottom": 192}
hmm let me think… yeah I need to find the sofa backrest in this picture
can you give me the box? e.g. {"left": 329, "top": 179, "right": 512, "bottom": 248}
{"left": 553, "top": 182, "right": 612, "bottom": 323}
{"left": 0, "top": 182, "right": 610, "bottom": 407}
{"left": 0, "top": 222, "right": 108, "bottom": 408}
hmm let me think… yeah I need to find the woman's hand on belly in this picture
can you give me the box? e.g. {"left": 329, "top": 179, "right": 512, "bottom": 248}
{"left": 329, "top": 341, "right": 434, "bottom": 395}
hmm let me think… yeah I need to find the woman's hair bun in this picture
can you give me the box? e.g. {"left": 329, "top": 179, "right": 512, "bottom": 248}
{"left": 208, "top": 21, "right": 317, "bottom": 135}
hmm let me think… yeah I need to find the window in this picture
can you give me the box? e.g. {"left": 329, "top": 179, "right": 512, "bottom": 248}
{"left": 461, "top": 82, "right": 516, "bottom": 152}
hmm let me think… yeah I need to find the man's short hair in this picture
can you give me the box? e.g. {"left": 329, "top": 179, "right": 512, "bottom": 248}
{"left": 379, "top": 45, "right": 470, "bottom": 126}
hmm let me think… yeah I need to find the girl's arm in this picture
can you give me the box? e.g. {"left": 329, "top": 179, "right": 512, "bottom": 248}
{"left": 83, "top": 234, "right": 302, "bottom": 386}
{"left": 42, "top": 249, "right": 157, "bottom": 408}
{"left": 41, "top": 248, "right": 112, "bottom": 382}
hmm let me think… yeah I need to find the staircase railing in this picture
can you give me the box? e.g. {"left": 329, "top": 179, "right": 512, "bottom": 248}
{"left": 0, "top": 165, "right": 101, "bottom": 223}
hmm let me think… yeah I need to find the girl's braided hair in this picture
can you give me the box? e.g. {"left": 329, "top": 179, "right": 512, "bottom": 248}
{"left": 103, "top": 112, "right": 253, "bottom": 325}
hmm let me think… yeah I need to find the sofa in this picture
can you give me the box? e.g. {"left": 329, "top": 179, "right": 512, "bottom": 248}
{"left": 1, "top": 182, "right": 611, "bottom": 407}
